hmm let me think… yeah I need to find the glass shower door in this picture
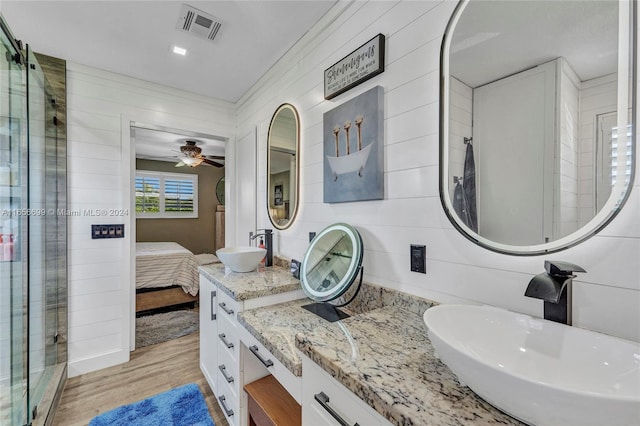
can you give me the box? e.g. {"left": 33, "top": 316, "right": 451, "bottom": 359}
{"left": 26, "top": 45, "right": 59, "bottom": 421}
{"left": 0, "top": 21, "right": 28, "bottom": 426}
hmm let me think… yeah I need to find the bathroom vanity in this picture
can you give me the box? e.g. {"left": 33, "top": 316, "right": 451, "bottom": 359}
{"left": 200, "top": 262, "right": 523, "bottom": 426}
{"left": 198, "top": 264, "right": 305, "bottom": 426}
{"left": 239, "top": 287, "right": 523, "bottom": 426}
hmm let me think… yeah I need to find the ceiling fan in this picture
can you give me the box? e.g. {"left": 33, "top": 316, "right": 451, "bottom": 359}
{"left": 175, "top": 140, "right": 224, "bottom": 168}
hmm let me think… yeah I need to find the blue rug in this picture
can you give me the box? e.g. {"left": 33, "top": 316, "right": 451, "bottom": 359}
{"left": 89, "top": 383, "right": 214, "bottom": 426}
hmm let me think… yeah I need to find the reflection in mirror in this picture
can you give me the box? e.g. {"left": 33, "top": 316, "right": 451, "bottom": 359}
{"left": 441, "top": 0, "right": 635, "bottom": 254}
{"left": 300, "top": 223, "right": 363, "bottom": 322}
{"left": 267, "top": 104, "right": 300, "bottom": 229}
{"left": 215, "top": 176, "right": 225, "bottom": 205}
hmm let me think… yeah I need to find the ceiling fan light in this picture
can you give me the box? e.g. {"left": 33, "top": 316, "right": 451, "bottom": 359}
{"left": 181, "top": 156, "right": 203, "bottom": 167}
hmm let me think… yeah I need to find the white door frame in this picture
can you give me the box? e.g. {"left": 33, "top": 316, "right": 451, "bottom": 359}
{"left": 121, "top": 114, "right": 235, "bottom": 351}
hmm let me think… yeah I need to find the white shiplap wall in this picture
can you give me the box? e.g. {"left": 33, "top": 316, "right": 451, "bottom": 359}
{"left": 448, "top": 77, "right": 472, "bottom": 201}
{"left": 237, "top": 0, "right": 640, "bottom": 342}
{"left": 66, "top": 62, "right": 235, "bottom": 376}
{"left": 579, "top": 74, "right": 618, "bottom": 226}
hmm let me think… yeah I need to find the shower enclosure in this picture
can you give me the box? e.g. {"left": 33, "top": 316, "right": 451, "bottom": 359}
{"left": 1, "top": 15, "right": 67, "bottom": 426}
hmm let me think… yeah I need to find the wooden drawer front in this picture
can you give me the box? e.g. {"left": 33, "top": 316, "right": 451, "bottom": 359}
{"left": 218, "top": 312, "right": 239, "bottom": 360}
{"left": 302, "top": 355, "right": 386, "bottom": 426}
{"left": 217, "top": 289, "right": 240, "bottom": 322}
{"left": 239, "top": 325, "right": 302, "bottom": 404}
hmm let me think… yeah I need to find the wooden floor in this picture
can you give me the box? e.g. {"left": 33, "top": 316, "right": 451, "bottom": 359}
{"left": 52, "top": 332, "right": 228, "bottom": 426}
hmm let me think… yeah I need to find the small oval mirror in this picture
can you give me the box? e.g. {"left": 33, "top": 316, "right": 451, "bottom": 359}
{"left": 267, "top": 104, "right": 300, "bottom": 229}
{"left": 300, "top": 223, "right": 363, "bottom": 303}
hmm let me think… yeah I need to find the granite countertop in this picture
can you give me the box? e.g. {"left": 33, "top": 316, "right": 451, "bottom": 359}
{"left": 237, "top": 298, "right": 330, "bottom": 376}
{"left": 296, "top": 306, "right": 523, "bottom": 425}
{"left": 198, "top": 263, "right": 301, "bottom": 301}
{"left": 239, "top": 299, "right": 522, "bottom": 425}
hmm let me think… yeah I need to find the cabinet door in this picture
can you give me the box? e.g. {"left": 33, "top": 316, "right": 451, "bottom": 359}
{"left": 199, "top": 274, "right": 218, "bottom": 393}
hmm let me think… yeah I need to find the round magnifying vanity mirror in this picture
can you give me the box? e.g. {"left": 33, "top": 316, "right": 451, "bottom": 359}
{"left": 441, "top": 0, "right": 635, "bottom": 255}
{"left": 300, "top": 223, "right": 363, "bottom": 322}
{"left": 267, "top": 103, "right": 300, "bottom": 230}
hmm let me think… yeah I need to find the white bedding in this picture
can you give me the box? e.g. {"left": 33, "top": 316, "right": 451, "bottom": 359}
{"left": 135, "top": 242, "right": 199, "bottom": 296}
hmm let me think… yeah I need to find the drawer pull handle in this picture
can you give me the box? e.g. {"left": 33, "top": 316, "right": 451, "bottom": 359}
{"left": 218, "top": 364, "right": 234, "bottom": 383}
{"left": 210, "top": 290, "right": 216, "bottom": 320}
{"left": 249, "top": 345, "right": 273, "bottom": 368}
{"left": 314, "top": 392, "right": 359, "bottom": 426}
{"left": 218, "top": 333, "right": 234, "bottom": 349}
{"left": 218, "top": 302, "right": 234, "bottom": 315}
{"left": 218, "top": 395, "right": 234, "bottom": 417}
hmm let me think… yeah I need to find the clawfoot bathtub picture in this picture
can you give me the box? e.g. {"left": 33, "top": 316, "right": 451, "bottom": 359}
{"left": 323, "top": 85, "right": 384, "bottom": 203}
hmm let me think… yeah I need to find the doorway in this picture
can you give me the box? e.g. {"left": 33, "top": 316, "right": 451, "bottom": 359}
{"left": 126, "top": 123, "right": 228, "bottom": 350}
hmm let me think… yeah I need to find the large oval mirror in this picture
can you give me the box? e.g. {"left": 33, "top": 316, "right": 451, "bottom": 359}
{"left": 267, "top": 103, "right": 300, "bottom": 229}
{"left": 441, "top": 0, "right": 635, "bottom": 255}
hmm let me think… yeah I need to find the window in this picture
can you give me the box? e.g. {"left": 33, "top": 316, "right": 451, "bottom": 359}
{"left": 610, "top": 124, "right": 633, "bottom": 188}
{"left": 135, "top": 171, "right": 198, "bottom": 218}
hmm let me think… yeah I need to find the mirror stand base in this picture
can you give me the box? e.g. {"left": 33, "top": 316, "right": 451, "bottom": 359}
{"left": 302, "top": 302, "right": 350, "bottom": 322}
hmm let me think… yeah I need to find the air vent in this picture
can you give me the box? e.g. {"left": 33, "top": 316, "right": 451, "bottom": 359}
{"left": 177, "top": 4, "right": 222, "bottom": 42}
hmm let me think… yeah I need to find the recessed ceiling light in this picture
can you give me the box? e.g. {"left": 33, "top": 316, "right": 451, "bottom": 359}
{"left": 172, "top": 45, "right": 187, "bottom": 56}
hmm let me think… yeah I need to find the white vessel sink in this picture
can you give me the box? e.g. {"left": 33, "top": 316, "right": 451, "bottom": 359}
{"left": 423, "top": 304, "right": 640, "bottom": 426}
{"left": 215, "top": 246, "right": 266, "bottom": 273}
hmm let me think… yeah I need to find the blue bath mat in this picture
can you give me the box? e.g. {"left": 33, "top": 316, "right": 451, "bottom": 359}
{"left": 89, "top": 383, "right": 214, "bottom": 426}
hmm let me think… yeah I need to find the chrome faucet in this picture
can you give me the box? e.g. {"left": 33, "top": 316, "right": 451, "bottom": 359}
{"left": 249, "top": 229, "right": 273, "bottom": 267}
{"left": 524, "top": 260, "right": 586, "bottom": 325}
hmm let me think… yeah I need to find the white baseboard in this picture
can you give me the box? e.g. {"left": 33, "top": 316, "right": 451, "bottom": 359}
{"left": 68, "top": 349, "right": 129, "bottom": 378}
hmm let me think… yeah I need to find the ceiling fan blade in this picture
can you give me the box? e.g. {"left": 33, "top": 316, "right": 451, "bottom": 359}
{"left": 202, "top": 158, "right": 224, "bottom": 168}
{"left": 204, "top": 155, "right": 225, "bottom": 160}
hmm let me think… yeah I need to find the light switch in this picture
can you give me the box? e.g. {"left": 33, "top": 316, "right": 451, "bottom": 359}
{"left": 92, "top": 224, "right": 125, "bottom": 239}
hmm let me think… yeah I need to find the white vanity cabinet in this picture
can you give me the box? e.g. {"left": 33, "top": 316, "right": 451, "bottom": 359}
{"left": 214, "top": 288, "right": 242, "bottom": 425}
{"left": 199, "top": 271, "right": 304, "bottom": 426}
{"left": 199, "top": 274, "right": 219, "bottom": 395}
{"left": 301, "top": 355, "right": 391, "bottom": 426}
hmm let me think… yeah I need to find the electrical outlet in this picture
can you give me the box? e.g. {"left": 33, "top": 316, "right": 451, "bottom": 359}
{"left": 410, "top": 244, "right": 426, "bottom": 274}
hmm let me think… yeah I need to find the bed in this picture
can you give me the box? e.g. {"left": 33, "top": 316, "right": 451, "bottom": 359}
{"left": 135, "top": 242, "right": 218, "bottom": 313}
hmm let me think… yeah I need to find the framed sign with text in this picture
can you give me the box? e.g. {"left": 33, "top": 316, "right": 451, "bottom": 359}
{"left": 324, "top": 33, "right": 385, "bottom": 100}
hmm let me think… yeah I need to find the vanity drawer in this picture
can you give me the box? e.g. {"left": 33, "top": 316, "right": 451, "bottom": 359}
{"left": 217, "top": 388, "right": 238, "bottom": 426}
{"left": 218, "top": 347, "right": 239, "bottom": 390}
{"left": 217, "top": 289, "right": 240, "bottom": 322}
{"left": 218, "top": 312, "right": 239, "bottom": 360}
{"left": 239, "top": 325, "right": 302, "bottom": 404}
{"left": 302, "top": 355, "right": 388, "bottom": 426}
{"left": 217, "top": 360, "right": 241, "bottom": 426}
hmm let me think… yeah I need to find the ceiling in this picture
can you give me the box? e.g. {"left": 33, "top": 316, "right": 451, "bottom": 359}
{"left": 1, "top": 1, "right": 336, "bottom": 164}
{"left": 0, "top": 0, "right": 336, "bottom": 103}
{"left": 132, "top": 125, "right": 226, "bottom": 163}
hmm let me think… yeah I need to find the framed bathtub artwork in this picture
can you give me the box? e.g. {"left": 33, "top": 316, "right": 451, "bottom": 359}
{"left": 323, "top": 85, "right": 384, "bottom": 203}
